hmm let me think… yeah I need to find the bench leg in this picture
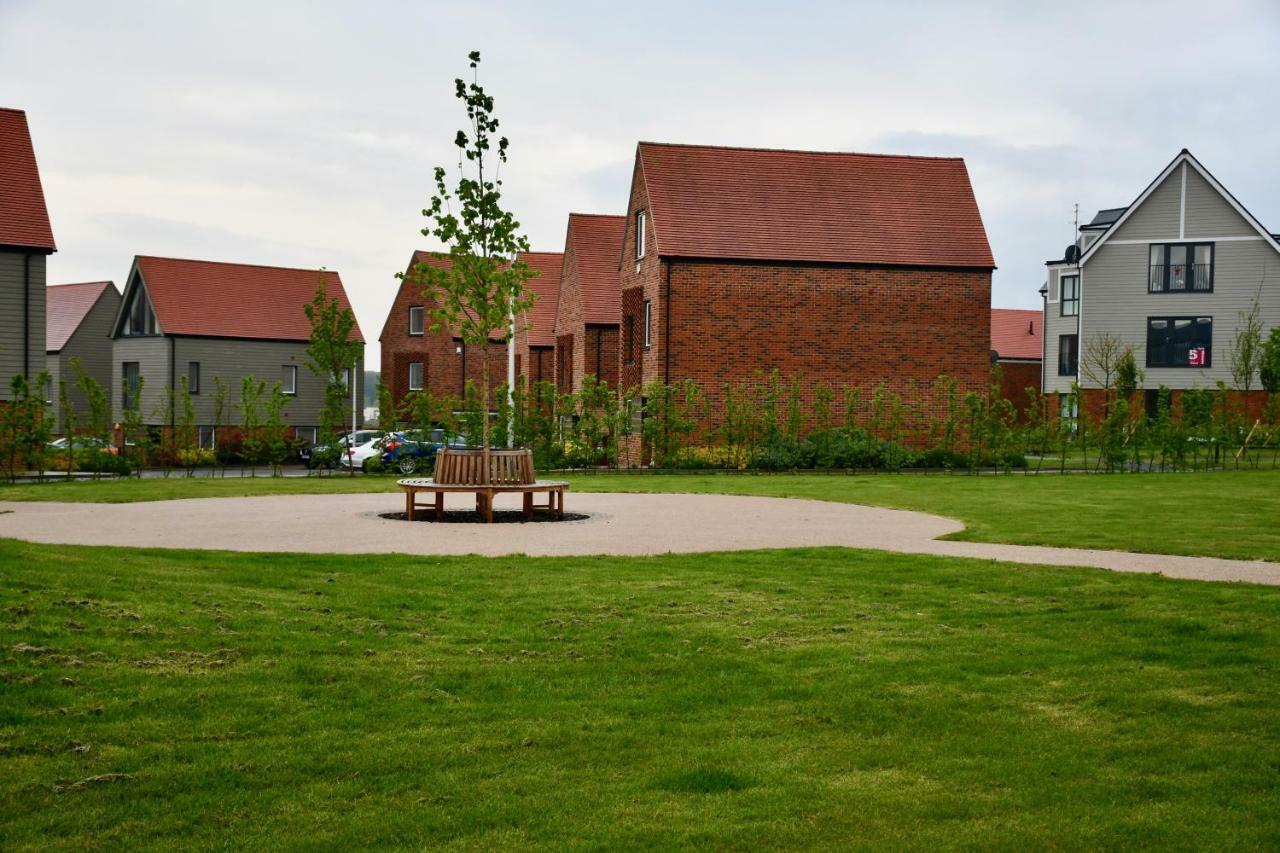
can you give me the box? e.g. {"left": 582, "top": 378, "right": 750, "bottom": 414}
{"left": 434, "top": 491, "right": 444, "bottom": 520}
{"left": 523, "top": 491, "right": 533, "bottom": 520}
{"left": 556, "top": 488, "right": 564, "bottom": 519}
{"left": 483, "top": 490, "right": 494, "bottom": 524}
{"left": 406, "top": 489, "right": 415, "bottom": 521}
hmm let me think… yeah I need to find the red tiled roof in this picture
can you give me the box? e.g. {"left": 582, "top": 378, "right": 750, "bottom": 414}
{"left": 134, "top": 256, "right": 364, "bottom": 343}
{"left": 46, "top": 281, "right": 115, "bottom": 352}
{"left": 637, "top": 142, "right": 994, "bottom": 268}
{"left": 0, "top": 108, "right": 56, "bottom": 251}
{"left": 991, "top": 308, "right": 1042, "bottom": 361}
{"left": 395, "top": 250, "right": 563, "bottom": 344}
{"left": 520, "top": 251, "right": 563, "bottom": 347}
{"left": 566, "top": 214, "right": 625, "bottom": 325}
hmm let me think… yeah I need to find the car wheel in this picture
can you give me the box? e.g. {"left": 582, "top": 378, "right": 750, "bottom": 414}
{"left": 397, "top": 456, "right": 418, "bottom": 475}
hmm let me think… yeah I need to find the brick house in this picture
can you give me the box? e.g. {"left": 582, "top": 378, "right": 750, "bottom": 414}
{"left": 990, "top": 307, "right": 1042, "bottom": 415}
{"left": 617, "top": 142, "right": 996, "bottom": 429}
{"left": 110, "top": 256, "right": 365, "bottom": 442}
{"left": 553, "top": 213, "right": 625, "bottom": 394}
{"left": 380, "top": 250, "right": 563, "bottom": 407}
{"left": 46, "top": 281, "right": 121, "bottom": 429}
{"left": 0, "top": 107, "right": 56, "bottom": 401}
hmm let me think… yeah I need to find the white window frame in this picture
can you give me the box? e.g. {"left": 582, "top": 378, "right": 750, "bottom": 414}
{"left": 295, "top": 426, "right": 317, "bottom": 444}
{"left": 635, "top": 210, "right": 646, "bottom": 260}
{"left": 198, "top": 426, "right": 216, "bottom": 450}
{"left": 187, "top": 361, "right": 200, "bottom": 394}
{"left": 282, "top": 364, "right": 298, "bottom": 396}
{"left": 408, "top": 306, "right": 425, "bottom": 336}
{"left": 408, "top": 361, "right": 424, "bottom": 391}
{"left": 643, "top": 299, "right": 652, "bottom": 349}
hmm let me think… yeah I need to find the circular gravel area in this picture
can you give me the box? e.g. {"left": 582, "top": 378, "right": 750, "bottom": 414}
{"left": 1, "top": 491, "right": 1278, "bottom": 585}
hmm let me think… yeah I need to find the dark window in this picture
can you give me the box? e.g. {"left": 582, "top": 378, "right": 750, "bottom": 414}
{"left": 408, "top": 306, "right": 424, "bottom": 336}
{"left": 643, "top": 300, "right": 652, "bottom": 349}
{"left": 1057, "top": 334, "right": 1078, "bottom": 377}
{"left": 1144, "top": 388, "right": 1170, "bottom": 421}
{"left": 408, "top": 362, "right": 423, "bottom": 391}
{"left": 624, "top": 314, "right": 635, "bottom": 364}
{"left": 122, "top": 362, "right": 140, "bottom": 409}
{"left": 1147, "top": 316, "right": 1212, "bottom": 368}
{"left": 1060, "top": 275, "right": 1079, "bottom": 316}
{"left": 1149, "top": 243, "right": 1214, "bottom": 292}
{"left": 188, "top": 362, "right": 200, "bottom": 394}
{"left": 123, "top": 286, "right": 156, "bottom": 336}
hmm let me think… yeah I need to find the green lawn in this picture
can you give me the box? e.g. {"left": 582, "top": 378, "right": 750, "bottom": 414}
{"left": 2, "top": 538, "right": 1279, "bottom": 848}
{"left": 4, "top": 468, "right": 1278, "bottom": 561}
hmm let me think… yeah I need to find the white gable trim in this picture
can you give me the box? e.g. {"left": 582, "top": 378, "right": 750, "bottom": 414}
{"left": 109, "top": 259, "right": 163, "bottom": 338}
{"left": 1178, "top": 162, "right": 1186, "bottom": 239}
{"left": 1079, "top": 151, "right": 1280, "bottom": 265}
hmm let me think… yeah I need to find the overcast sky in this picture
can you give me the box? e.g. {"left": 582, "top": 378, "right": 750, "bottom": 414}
{"left": 4, "top": 0, "right": 1279, "bottom": 369}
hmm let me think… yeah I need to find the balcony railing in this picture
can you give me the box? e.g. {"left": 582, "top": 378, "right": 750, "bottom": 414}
{"left": 1149, "top": 264, "right": 1212, "bottom": 293}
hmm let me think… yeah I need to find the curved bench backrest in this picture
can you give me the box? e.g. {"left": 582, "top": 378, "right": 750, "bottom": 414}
{"left": 434, "top": 448, "right": 534, "bottom": 486}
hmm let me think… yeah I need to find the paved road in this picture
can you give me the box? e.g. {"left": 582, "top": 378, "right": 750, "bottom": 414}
{"left": 1, "top": 492, "right": 1277, "bottom": 586}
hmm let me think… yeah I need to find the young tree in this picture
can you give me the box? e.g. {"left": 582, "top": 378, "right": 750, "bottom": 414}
{"left": 175, "top": 376, "right": 199, "bottom": 477}
{"left": 403, "top": 51, "right": 537, "bottom": 482}
{"left": 1261, "top": 325, "right": 1280, "bottom": 396}
{"left": 1230, "top": 290, "right": 1265, "bottom": 395}
{"left": 211, "top": 375, "right": 231, "bottom": 477}
{"left": 1081, "top": 332, "right": 1125, "bottom": 416}
{"left": 303, "top": 274, "right": 361, "bottom": 474}
{"left": 120, "top": 373, "right": 149, "bottom": 477}
{"left": 73, "top": 362, "right": 111, "bottom": 479}
{"left": 57, "top": 374, "right": 78, "bottom": 477}
{"left": 239, "top": 376, "right": 266, "bottom": 477}
{"left": 263, "top": 381, "right": 290, "bottom": 477}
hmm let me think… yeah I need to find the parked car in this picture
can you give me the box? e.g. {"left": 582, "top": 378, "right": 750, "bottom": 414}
{"left": 339, "top": 432, "right": 398, "bottom": 472}
{"left": 46, "top": 436, "right": 118, "bottom": 455}
{"left": 301, "top": 430, "right": 383, "bottom": 469}
{"left": 380, "top": 429, "right": 468, "bottom": 475}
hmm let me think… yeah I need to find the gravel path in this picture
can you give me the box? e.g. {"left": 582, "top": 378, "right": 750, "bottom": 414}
{"left": 1, "top": 492, "right": 1277, "bottom": 586}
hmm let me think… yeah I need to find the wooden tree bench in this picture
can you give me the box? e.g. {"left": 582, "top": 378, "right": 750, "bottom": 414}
{"left": 397, "top": 448, "right": 567, "bottom": 523}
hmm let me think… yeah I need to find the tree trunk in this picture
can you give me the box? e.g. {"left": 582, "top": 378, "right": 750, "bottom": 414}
{"left": 481, "top": 340, "right": 491, "bottom": 486}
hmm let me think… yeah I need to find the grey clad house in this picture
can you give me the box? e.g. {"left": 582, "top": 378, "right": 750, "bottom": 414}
{"left": 1043, "top": 150, "right": 1280, "bottom": 414}
{"left": 0, "top": 107, "right": 56, "bottom": 398}
{"left": 46, "top": 281, "right": 121, "bottom": 427}
{"left": 111, "top": 256, "right": 366, "bottom": 445}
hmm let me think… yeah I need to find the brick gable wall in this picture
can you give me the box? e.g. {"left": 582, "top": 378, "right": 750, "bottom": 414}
{"left": 380, "top": 272, "right": 526, "bottom": 407}
{"left": 617, "top": 150, "right": 993, "bottom": 434}
{"left": 554, "top": 222, "right": 620, "bottom": 393}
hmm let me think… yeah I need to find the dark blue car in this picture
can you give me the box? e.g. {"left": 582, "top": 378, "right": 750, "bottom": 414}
{"left": 380, "top": 429, "right": 468, "bottom": 475}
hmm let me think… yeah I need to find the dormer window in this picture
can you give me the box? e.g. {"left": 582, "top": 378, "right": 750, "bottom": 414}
{"left": 635, "top": 210, "right": 646, "bottom": 260}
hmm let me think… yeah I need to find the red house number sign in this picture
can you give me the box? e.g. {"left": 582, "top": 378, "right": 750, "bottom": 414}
{"left": 1189, "top": 347, "right": 1207, "bottom": 366}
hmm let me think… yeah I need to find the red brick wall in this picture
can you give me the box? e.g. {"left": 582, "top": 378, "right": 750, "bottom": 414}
{"left": 381, "top": 275, "right": 521, "bottom": 406}
{"left": 661, "top": 259, "right": 991, "bottom": 423}
{"left": 619, "top": 286, "right": 644, "bottom": 391}
{"left": 585, "top": 326, "right": 619, "bottom": 387}
{"left": 998, "top": 360, "right": 1042, "bottom": 418}
{"left": 528, "top": 347, "right": 553, "bottom": 386}
{"left": 1077, "top": 388, "right": 1272, "bottom": 422}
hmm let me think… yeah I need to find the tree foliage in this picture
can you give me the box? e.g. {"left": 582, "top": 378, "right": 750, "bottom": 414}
{"left": 401, "top": 51, "right": 536, "bottom": 474}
